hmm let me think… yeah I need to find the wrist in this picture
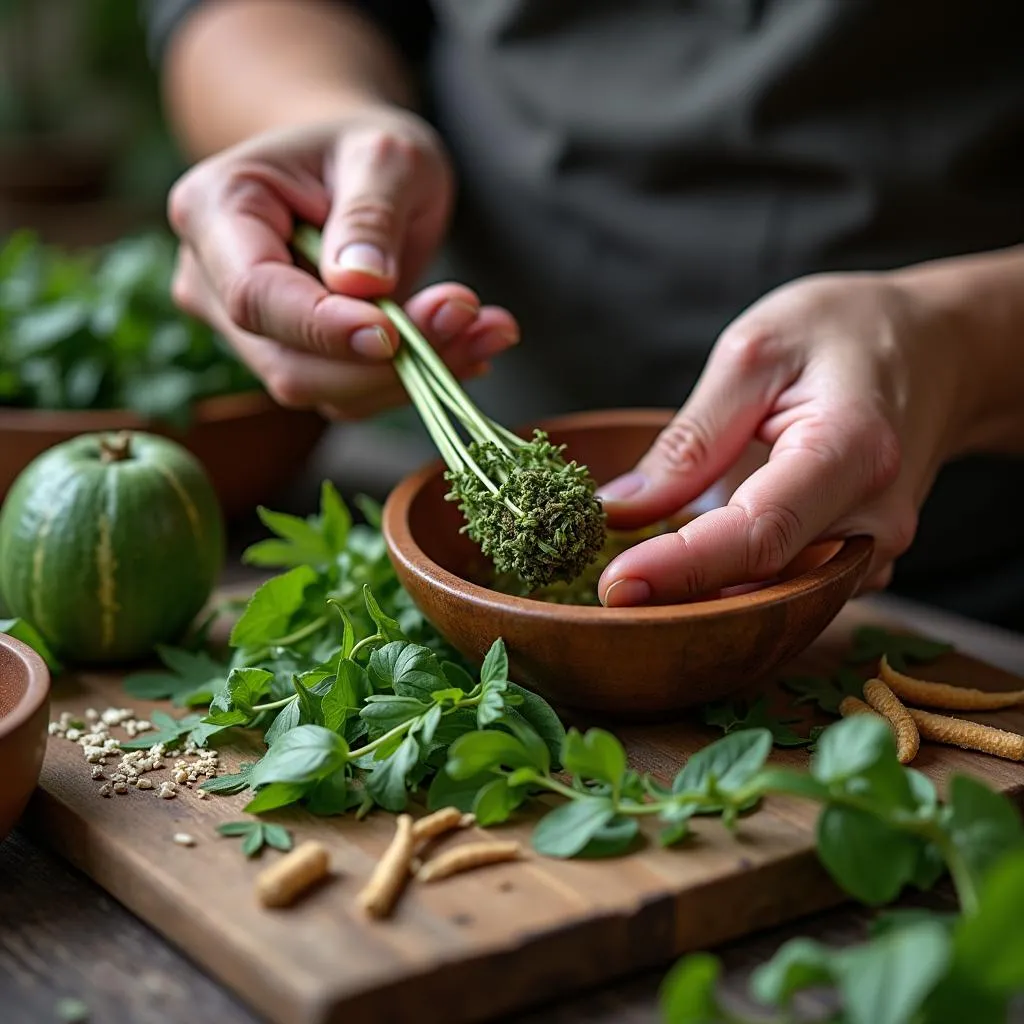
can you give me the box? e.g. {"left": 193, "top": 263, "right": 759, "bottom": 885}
{"left": 886, "top": 254, "right": 1014, "bottom": 460}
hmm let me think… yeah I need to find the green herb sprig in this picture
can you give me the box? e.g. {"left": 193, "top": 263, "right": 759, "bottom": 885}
{"left": 291, "top": 225, "right": 606, "bottom": 590}
{"left": 216, "top": 820, "right": 294, "bottom": 858}
{"left": 0, "top": 231, "right": 257, "bottom": 425}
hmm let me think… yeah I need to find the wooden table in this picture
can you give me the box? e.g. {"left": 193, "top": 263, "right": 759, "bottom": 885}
{"left": 4, "top": 495, "right": 1024, "bottom": 1024}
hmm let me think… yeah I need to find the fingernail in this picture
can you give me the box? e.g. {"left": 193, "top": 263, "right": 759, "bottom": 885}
{"left": 602, "top": 578, "right": 652, "bottom": 608}
{"left": 597, "top": 472, "right": 645, "bottom": 502}
{"left": 337, "top": 243, "right": 390, "bottom": 278}
{"left": 350, "top": 325, "right": 394, "bottom": 359}
{"left": 431, "top": 300, "right": 479, "bottom": 341}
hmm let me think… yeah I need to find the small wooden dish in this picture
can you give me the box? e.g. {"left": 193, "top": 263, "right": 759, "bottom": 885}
{"left": 0, "top": 391, "right": 327, "bottom": 519}
{"left": 383, "top": 409, "right": 872, "bottom": 716}
{"left": 0, "top": 634, "right": 50, "bottom": 841}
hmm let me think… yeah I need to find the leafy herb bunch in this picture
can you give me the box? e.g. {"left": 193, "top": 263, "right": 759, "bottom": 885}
{"left": 291, "top": 225, "right": 606, "bottom": 589}
{"left": 125, "top": 483, "right": 569, "bottom": 819}
{"left": 0, "top": 230, "right": 256, "bottom": 424}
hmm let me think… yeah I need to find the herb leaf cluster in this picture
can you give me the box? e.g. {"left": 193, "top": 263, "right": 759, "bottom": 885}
{"left": 0, "top": 231, "right": 256, "bottom": 424}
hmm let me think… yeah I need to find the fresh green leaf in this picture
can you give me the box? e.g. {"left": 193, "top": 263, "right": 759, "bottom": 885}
{"left": 476, "top": 678, "right": 508, "bottom": 728}
{"left": 751, "top": 937, "right": 835, "bottom": 1006}
{"left": 441, "top": 661, "right": 476, "bottom": 693}
{"left": 254, "top": 507, "right": 332, "bottom": 567}
{"left": 504, "top": 683, "right": 565, "bottom": 767}
{"left": 241, "top": 828, "right": 264, "bottom": 858}
{"left": 322, "top": 661, "right": 371, "bottom": 732}
{"left": 365, "top": 735, "right": 420, "bottom": 812}
{"left": 217, "top": 820, "right": 294, "bottom": 858}
{"left": 248, "top": 725, "right": 348, "bottom": 788}
{"left": 702, "top": 696, "right": 814, "bottom": 747}
{"left": 576, "top": 815, "right": 640, "bottom": 859}
{"left": 472, "top": 776, "right": 526, "bottom": 826}
{"left": 367, "top": 641, "right": 443, "bottom": 699}
{"left": 846, "top": 626, "right": 953, "bottom": 672}
{"left": 659, "top": 954, "right": 725, "bottom": 1024}
{"left": 262, "top": 824, "right": 294, "bottom": 852}
{"left": 531, "top": 797, "right": 616, "bottom": 858}
{"left": 562, "top": 728, "right": 628, "bottom": 788}
{"left": 264, "top": 700, "right": 301, "bottom": 745}
{"left": 427, "top": 766, "right": 494, "bottom": 814}
{"left": 781, "top": 666, "right": 865, "bottom": 715}
{"left": 360, "top": 694, "right": 431, "bottom": 732}
{"left": 816, "top": 805, "right": 925, "bottom": 904}
{"left": 363, "top": 586, "right": 406, "bottom": 644}
{"left": 118, "top": 710, "right": 206, "bottom": 750}
{"left": 446, "top": 730, "right": 540, "bottom": 779}
{"left": 199, "top": 764, "right": 256, "bottom": 795}
{"left": 244, "top": 782, "right": 309, "bottom": 814}
{"left": 945, "top": 774, "right": 1024, "bottom": 894}
{"left": 229, "top": 566, "right": 319, "bottom": 649}
{"left": 672, "top": 729, "right": 772, "bottom": 798}
{"left": 0, "top": 617, "right": 62, "bottom": 673}
{"left": 122, "top": 645, "right": 226, "bottom": 707}
{"left": 811, "top": 714, "right": 895, "bottom": 784}
{"left": 306, "top": 770, "right": 358, "bottom": 816}
{"left": 320, "top": 481, "right": 353, "bottom": 555}
{"left": 480, "top": 639, "right": 509, "bottom": 687}
{"left": 496, "top": 711, "right": 551, "bottom": 776}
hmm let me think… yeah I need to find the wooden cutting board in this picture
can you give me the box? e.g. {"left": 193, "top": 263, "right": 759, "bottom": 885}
{"left": 24, "top": 600, "right": 1024, "bottom": 1024}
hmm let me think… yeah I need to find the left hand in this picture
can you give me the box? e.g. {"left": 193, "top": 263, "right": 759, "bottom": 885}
{"left": 595, "top": 271, "right": 973, "bottom": 606}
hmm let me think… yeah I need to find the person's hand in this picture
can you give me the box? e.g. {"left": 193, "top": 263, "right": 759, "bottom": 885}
{"left": 595, "top": 272, "right": 973, "bottom": 606}
{"left": 167, "top": 108, "right": 519, "bottom": 420}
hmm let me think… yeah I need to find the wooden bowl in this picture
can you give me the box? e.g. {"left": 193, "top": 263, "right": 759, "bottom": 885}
{"left": 383, "top": 409, "right": 873, "bottom": 716}
{"left": 0, "top": 392, "right": 327, "bottom": 519}
{"left": 0, "top": 634, "right": 50, "bottom": 842}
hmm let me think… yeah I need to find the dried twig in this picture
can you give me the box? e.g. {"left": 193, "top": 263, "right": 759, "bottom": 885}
{"left": 416, "top": 841, "right": 522, "bottom": 883}
{"left": 256, "top": 841, "right": 330, "bottom": 908}
{"left": 358, "top": 814, "right": 415, "bottom": 918}
{"left": 880, "top": 656, "right": 1024, "bottom": 711}
{"left": 908, "top": 708, "right": 1024, "bottom": 761}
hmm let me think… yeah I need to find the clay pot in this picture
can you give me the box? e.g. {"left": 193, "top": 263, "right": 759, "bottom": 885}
{"left": 0, "top": 392, "right": 327, "bottom": 520}
{"left": 0, "top": 634, "right": 50, "bottom": 842}
{"left": 383, "top": 409, "right": 873, "bottom": 717}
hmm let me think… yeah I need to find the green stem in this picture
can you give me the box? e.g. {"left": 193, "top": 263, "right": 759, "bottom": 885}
{"left": 349, "top": 718, "right": 416, "bottom": 760}
{"left": 349, "top": 634, "right": 382, "bottom": 660}
{"left": 251, "top": 695, "right": 297, "bottom": 714}
{"left": 265, "top": 614, "right": 330, "bottom": 649}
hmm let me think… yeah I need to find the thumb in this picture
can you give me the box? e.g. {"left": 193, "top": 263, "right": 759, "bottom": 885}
{"left": 597, "top": 362, "right": 775, "bottom": 531}
{"left": 319, "top": 131, "right": 417, "bottom": 299}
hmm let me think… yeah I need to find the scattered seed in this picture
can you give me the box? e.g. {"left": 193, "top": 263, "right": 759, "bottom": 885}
{"left": 90, "top": 766, "right": 106, "bottom": 780}
{"left": 173, "top": 833, "right": 196, "bottom": 847}
{"left": 256, "top": 841, "right": 331, "bottom": 908}
{"left": 113, "top": 782, "right": 128, "bottom": 795}
{"left": 137, "top": 778, "right": 154, "bottom": 791}
{"left": 98, "top": 783, "right": 113, "bottom": 798}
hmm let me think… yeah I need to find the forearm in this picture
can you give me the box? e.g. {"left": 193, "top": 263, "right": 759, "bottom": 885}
{"left": 891, "top": 244, "right": 1024, "bottom": 457}
{"left": 163, "top": 0, "right": 415, "bottom": 158}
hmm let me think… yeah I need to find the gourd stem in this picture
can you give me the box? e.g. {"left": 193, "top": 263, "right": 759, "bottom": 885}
{"left": 100, "top": 432, "right": 132, "bottom": 463}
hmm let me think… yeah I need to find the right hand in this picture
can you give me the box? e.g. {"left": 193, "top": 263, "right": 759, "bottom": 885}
{"left": 167, "top": 108, "right": 519, "bottom": 420}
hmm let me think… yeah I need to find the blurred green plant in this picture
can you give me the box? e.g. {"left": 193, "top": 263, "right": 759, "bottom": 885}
{"left": 0, "top": 230, "right": 257, "bottom": 424}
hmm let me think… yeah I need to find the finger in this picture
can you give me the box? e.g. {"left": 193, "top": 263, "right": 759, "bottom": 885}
{"left": 598, "top": 413, "right": 901, "bottom": 605}
{"left": 596, "top": 328, "right": 800, "bottom": 530}
{"left": 319, "top": 130, "right": 426, "bottom": 297}
{"left": 172, "top": 166, "right": 399, "bottom": 362}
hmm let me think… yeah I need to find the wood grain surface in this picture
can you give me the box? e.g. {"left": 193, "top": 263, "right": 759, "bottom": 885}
{"left": 20, "top": 601, "right": 1024, "bottom": 1024}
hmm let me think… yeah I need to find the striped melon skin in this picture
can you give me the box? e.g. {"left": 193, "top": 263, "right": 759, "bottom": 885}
{"left": 0, "top": 432, "right": 224, "bottom": 664}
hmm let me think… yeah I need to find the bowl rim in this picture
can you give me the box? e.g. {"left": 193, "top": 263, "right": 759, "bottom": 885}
{"left": 0, "top": 634, "right": 51, "bottom": 739}
{"left": 0, "top": 389, "right": 322, "bottom": 433}
{"left": 383, "top": 408, "right": 874, "bottom": 623}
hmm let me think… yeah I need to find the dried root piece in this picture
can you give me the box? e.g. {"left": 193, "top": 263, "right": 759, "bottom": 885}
{"left": 411, "top": 806, "right": 466, "bottom": 844}
{"left": 416, "top": 841, "right": 522, "bottom": 883}
{"left": 838, "top": 696, "right": 879, "bottom": 719}
{"left": 863, "top": 679, "right": 920, "bottom": 765}
{"left": 880, "top": 655, "right": 1024, "bottom": 711}
{"left": 358, "top": 814, "right": 415, "bottom": 919}
{"left": 908, "top": 708, "right": 1024, "bottom": 762}
{"left": 256, "top": 841, "right": 330, "bottom": 908}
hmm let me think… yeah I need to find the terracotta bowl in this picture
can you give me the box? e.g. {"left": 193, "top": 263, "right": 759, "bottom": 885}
{"left": 0, "top": 634, "right": 50, "bottom": 842}
{"left": 383, "top": 409, "right": 873, "bottom": 717}
{"left": 0, "top": 392, "right": 327, "bottom": 519}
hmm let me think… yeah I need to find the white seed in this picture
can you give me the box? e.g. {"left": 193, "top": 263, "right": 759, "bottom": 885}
{"left": 65, "top": 728, "right": 82, "bottom": 742}
{"left": 152, "top": 760, "right": 165, "bottom": 770}
{"left": 90, "top": 766, "right": 105, "bottom": 780}
{"left": 172, "top": 833, "right": 196, "bottom": 847}
{"left": 85, "top": 748, "right": 106, "bottom": 764}
{"left": 173, "top": 769, "right": 189, "bottom": 785}
{"left": 98, "top": 783, "right": 113, "bottom": 798}
{"left": 196, "top": 789, "right": 209, "bottom": 800}
{"left": 137, "top": 778, "right": 154, "bottom": 790}
{"left": 48, "top": 723, "right": 63, "bottom": 736}
{"left": 85, "top": 708, "right": 99, "bottom": 722}
{"left": 113, "top": 782, "right": 128, "bottom": 794}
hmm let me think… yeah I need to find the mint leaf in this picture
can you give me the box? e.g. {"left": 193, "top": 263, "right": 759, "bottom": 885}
{"left": 811, "top": 715, "right": 895, "bottom": 784}
{"left": 199, "top": 763, "right": 256, "bottom": 794}
{"left": 360, "top": 694, "right": 431, "bottom": 732}
{"left": 946, "top": 774, "right": 1024, "bottom": 893}
{"left": 702, "top": 696, "right": 813, "bottom": 748}
{"left": 446, "top": 730, "right": 540, "bottom": 779}
{"left": 322, "top": 661, "right": 371, "bottom": 732}
{"left": 320, "top": 481, "right": 352, "bottom": 557}
{"left": 118, "top": 710, "right": 205, "bottom": 750}
{"left": 504, "top": 683, "right": 565, "bottom": 768}
{"left": 659, "top": 954, "right": 725, "bottom": 1024}
{"left": 363, "top": 586, "right": 406, "bottom": 644}
{"left": 672, "top": 729, "right": 772, "bottom": 798}
{"left": 264, "top": 700, "right": 301, "bottom": 746}
{"left": 244, "top": 781, "right": 309, "bottom": 814}
{"left": 472, "top": 776, "right": 526, "bottom": 826}
{"left": 846, "top": 626, "right": 953, "bottom": 672}
{"left": 575, "top": 815, "right": 639, "bottom": 859}
{"left": 367, "top": 641, "right": 443, "bottom": 699}
{"left": 229, "top": 566, "right": 319, "bottom": 648}
{"left": 217, "top": 820, "right": 295, "bottom": 858}
{"left": 122, "top": 645, "right": 226, "bottom": 707}
{"left": 531, "top": 796, "right": 616, "bottom": 858}
{"left": 365, "top": 735, "right": 421, "bottom": 812}
{"left": 781, "top": 666, "right": 865, "bottom": 715}
{"left": 248, "top": 725, "right": 348, "bottom": 788}
{"left": 751, "top": 937, "right": 835, "bottom": 1006}
{"left": 562, "top": 728, "right": 627, "bottom": 788}
{"left": 480, "top": 639, "right": 509, "bottom": 687}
